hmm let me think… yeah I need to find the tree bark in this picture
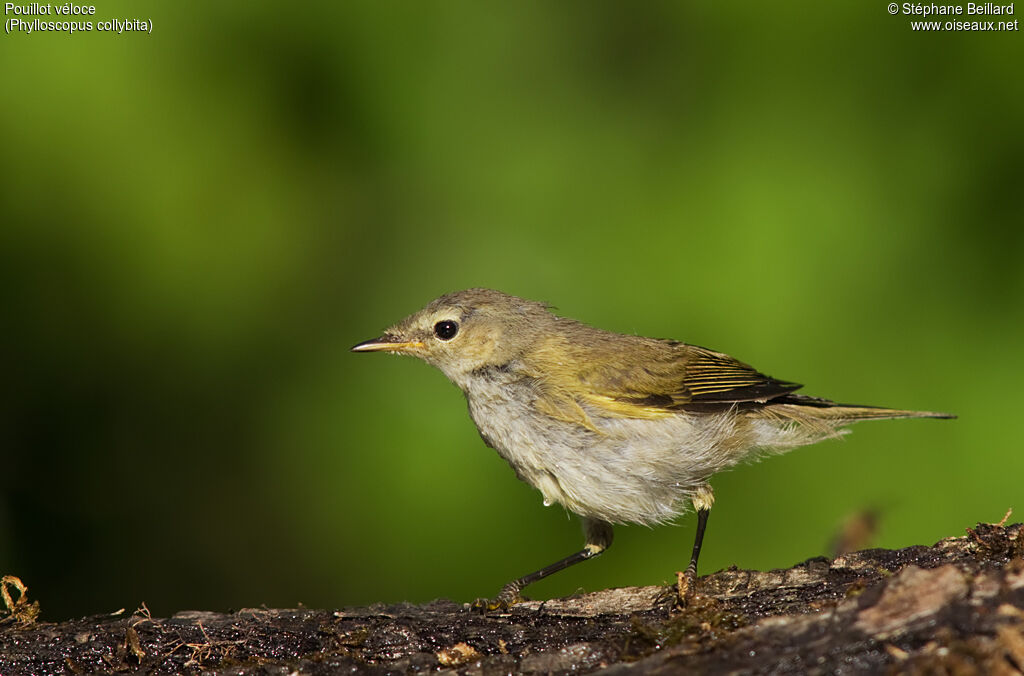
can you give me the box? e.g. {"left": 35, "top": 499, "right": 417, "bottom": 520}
{"left": 2, "top": 522, "right": 1022, "bottom": 675}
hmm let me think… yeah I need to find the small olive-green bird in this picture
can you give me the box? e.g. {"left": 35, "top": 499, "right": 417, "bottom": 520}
{"left": 353, "top": 288, "right": 952, "bottom": 608}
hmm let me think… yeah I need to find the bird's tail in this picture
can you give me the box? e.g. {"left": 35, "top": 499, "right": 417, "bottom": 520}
{"left": 772, "top": 393, "right": 955, "bottom": 422}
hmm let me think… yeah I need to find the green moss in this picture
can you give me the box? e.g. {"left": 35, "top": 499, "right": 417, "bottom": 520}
{"left": 622, "top": 596, "right": 746, "bottom": 660}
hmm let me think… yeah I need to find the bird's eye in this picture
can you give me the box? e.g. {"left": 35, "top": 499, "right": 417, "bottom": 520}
{"left": 434, "top": 320, "right": 459, "bottom": 341}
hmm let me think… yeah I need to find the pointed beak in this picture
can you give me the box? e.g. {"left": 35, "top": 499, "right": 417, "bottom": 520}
{"left": 351, "top": 335, "right": 424, "bottom": 353}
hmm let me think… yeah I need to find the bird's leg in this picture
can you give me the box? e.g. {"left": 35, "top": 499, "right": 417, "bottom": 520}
{"left": 677, "top": 483, "right": 714, "bottom": 603}
{"left": 473, "top": 518, "right": 613, "bottom": 612}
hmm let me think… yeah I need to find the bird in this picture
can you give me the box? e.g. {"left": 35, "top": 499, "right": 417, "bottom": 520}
{"left": 352, "top": 288, "right": 952, "bottom": 609}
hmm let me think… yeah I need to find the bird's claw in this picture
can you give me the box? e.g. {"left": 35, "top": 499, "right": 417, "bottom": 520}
{"left": 470, "top": 584, "right": 524, "bottom": 613}
{"left": 675, "top": 569, "right": 698, "bottom": 608}
{"left": 469, "top": 597, "right": 511, "bottom": 613}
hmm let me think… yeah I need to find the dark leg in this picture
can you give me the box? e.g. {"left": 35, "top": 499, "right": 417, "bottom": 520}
{"left": 474, "top": 518, "right": 613, "bottom": 611}
{"left": 678, "top": 483, "right": 714, "bottom": 601}
{"left": 685, "top": 506, "right": 710, "bottom": 581}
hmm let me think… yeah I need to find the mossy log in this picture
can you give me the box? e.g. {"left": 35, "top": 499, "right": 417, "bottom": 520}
{"left": 2, "top": 522, "right": 1022, "bottom": 675}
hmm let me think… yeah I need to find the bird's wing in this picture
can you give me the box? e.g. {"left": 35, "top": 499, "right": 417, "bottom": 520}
{"left": 675, "top": 345, "right": 802, "bottom": 405}
{"left": 572, "top": 342, "right": 802, "bottom": 418}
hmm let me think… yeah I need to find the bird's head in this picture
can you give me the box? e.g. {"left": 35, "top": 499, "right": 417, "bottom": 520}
{"left": 352, "top": 288, "right": 554, "bottom": 385}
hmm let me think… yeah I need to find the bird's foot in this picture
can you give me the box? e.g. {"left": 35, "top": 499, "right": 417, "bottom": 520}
{"left": 674, "top": 568, "right": 699, "bottom": 608}
{"left": 470, "top": 582, "right": 524, "bottom": 613}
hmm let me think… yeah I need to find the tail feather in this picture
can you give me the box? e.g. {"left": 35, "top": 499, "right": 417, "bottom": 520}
{"left": 772, "top": 393, "right": 955, "bottom": 421}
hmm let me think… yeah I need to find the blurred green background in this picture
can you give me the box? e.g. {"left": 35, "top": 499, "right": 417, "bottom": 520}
{"left": 2, "top": 1, "right": 1021, "bottom": 621}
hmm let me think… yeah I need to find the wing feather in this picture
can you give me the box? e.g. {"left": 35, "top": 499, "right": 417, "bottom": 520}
{"left": 528, "top": 334, "right": 801, "bottom": 420}
{"left": 679, "top": 347, "right": 802, "bottom": 404}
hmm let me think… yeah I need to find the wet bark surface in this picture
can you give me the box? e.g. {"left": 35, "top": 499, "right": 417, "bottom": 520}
{"left": 2, "top": 522, "right": 1023, "bottom": 675}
